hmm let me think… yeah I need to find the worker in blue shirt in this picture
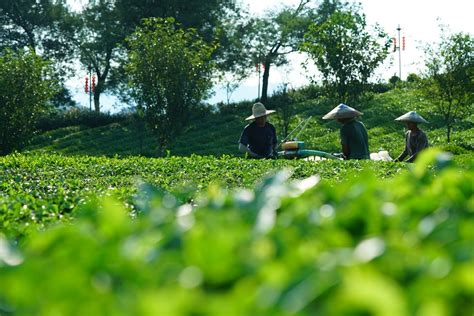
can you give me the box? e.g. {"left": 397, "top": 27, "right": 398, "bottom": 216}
{"left": 239, "top": 102, "right": 277, "bottom": 159}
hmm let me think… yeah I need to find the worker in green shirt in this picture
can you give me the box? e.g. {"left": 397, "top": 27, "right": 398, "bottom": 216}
{"left": 323, "top": 103, "right": 370, "bottom": 160}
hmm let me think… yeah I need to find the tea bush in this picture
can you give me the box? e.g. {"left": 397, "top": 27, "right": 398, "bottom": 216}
{"left": 0, "top": 149, "right": 472, "bottom": 315}
{"left": 0, "top": 153, "right": 404, "bottom": 240}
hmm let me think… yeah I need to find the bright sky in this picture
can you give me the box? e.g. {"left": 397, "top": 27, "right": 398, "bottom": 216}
{"left": 217, "top": 0, "right": 474, "bottom": 105}
{"left": 68, "top": 0, "right": 474, "bottom": 111}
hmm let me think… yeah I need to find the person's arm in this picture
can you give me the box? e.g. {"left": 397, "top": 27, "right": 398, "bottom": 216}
{"left": 394, "top": 148, "right": 408, "bottom": 162}
{"left": 340, "top": 127, "right": 350, "bottom": 159}
{"left": 406, "top": 153, "right": 416, "bottom": 163}
{"left": 238, "top": 143, "right": 260, "bottom": 158}
{"left": 271, "top": 125, "right": 278, "bottom": 155}
{"left": 394, "top": 133, "right": 409, "bottom": 162}
{"left": 341, "top": 143, "right": 350, "bottom": 160}
{"left": 239, "top": 126, "right": 260, "bottom": 158}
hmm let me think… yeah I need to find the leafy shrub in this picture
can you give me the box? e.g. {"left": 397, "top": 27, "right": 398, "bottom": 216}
{"left": 367, "top": 81, "right": 392, "bottom": 94}
{"left": 438, "top": 143, "right": 469, "bottom": 155}
{"left": 36, "top": 108, "right": 129, "bottom": 132}
{"left": 0, "top": 49, "right": 58, "bottom": 155}
{"left": 283, "top": 84, "right": 326, "bottom": 101}
{"left": 0, "top": 149, "right": 472, "bottom": 315}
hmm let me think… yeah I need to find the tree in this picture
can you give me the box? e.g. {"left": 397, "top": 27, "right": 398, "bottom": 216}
{"left": 267, "top": 83, "right": 297, "bottom": 139}
{"left": 389, "top": 75, "right": 401, "bottom": 87}
{"left": 421, "top": 30, "right": 474, "bottom": 142}
{"left": 219, "top": 73, "right": 243, "bottom": 105}
{"left": 212, "top": 13, "right": 256, "bottom": 105}
{"left": 0, "top": 49, "right": 58, "bottom": 155}
{"left": 125, "top": 18, "right": 216, "bottom": 155}
{"left": 246, "top": 0, "right": 315, "bottom": 104}
{"left": 301, "top": 6, "right": 390, "bottom": 102}
{"left": 0, "top": 0, "right": 72, "bottom": 59}
{"left": 0, "top": 0, "right": 77, "bottom": 107}
{"left": 59, "top": 0, "right": 127, "bottom": 113}
{"left": 113, "top": 0, "right": 238, "bottom": 41}
{"left": 71, "top": 0, "right": 239, "bottom": 112}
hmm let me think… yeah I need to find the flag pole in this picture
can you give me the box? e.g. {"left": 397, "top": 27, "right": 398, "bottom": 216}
{"left": 397, "top": 25, "right": 402, "bottom": 79}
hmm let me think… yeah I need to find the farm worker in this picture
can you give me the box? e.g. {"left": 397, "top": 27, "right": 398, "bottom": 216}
{"left": 239, "top": 102, "right": 277, "bottom": 159}
{"left": 323, "top": 103, "right": 370, "bottom": 160}
{"left": 393, "top": 111, "right": 429, "bottom": 162}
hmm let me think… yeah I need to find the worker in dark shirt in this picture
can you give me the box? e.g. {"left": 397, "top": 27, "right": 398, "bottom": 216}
{"left": 323, "top": 103, "right": 370, "bottom": 160}
{"left": 239, "top": 102, "right": 277, "bottom": 159}
{"left": 394, "top": 111, "right": 429, "bottom": 163}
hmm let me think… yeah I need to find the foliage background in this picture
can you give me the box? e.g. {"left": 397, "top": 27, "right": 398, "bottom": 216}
{"left": 0, "top": 49, "right": 58, "bottom": 155}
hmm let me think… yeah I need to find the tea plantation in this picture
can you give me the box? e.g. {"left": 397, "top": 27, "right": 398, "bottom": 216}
{"left": 25, "top": 88, "right": 474, "bottom": 159}
{"left": 1, "top": 148, "right": 473, "bottom": 315}
{"left": 1, "top": 87, "right": 473, "bottom": 315}
{"left": 0, "top": 152, "right": 405, "bottom": 238}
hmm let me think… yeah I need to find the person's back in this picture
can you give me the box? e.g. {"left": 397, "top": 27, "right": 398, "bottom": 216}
{"left": 322, "top": 103, "right": 369, "bottom": 160}
{"left": 340, "top": 120, "right": 370, "bottom": 159}
{"left": 406, "top": 129, "right": 428, "bottom": 155}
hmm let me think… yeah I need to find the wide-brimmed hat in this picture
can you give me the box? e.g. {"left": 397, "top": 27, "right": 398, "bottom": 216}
{"left": 322, "top": 103, "right": 363, "bottom": 120}
{"left": 245, "top": 102, "right": 276, "bottom": 121}
{"left": 395, "top": 111, "right": 428, "bottom": 124}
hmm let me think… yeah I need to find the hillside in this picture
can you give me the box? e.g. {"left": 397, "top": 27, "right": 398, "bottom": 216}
{"left": 25, "top": 88, "right": 474, "bottom": 159}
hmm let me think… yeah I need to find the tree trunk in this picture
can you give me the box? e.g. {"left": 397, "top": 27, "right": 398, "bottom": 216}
{"left": 446, "top": 123, "right": 451, "bottom": 143}
{"left": 283, "top": 121, "right": 289, "bottom": 139}
{"left": 92, "top": 57, "right": 111, "bottom": 113}
{"left": 261, "top": 61, "right": 271, "bottom": 104}
{"left": 157, "top": 140, "right": 167, "bottom": 157}
{"left": 94, "top": 91, "right": 100, "bottom": 113}
{"left": 155, "top": 130, "right": 169, "bottom": 157}
{"left": 93, "top": 73, "right": 106, "bottom": 112}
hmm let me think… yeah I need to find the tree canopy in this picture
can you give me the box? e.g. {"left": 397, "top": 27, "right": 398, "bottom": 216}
{"left": 301, "top": 5, "right": 390, "bottom": 102}
{"left": 241, "top": 0, "right": 315, "bottom": 104}
{"left": 0, "top": 49, "right": 58, "bottom": 154}
{"left": 69, "top": 0, "right": 240, "bottom": 112}
{"left": 125, "top": 18, "right": 216, "bottom": 155}
{"left": 421, "top": 30, "right": 474, "bottom": 142}
{"left": 0, "top": 0, "right": 76, "bottom": 75}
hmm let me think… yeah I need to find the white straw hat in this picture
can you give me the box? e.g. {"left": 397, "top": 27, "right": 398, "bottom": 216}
{"left": 395, "top": 111, "right": 428, "bottom": 124}
{"left": 322, "top": 103, "right": 363, "bottom": 120}
{"left": 245, "top": 102, "right": 276, "bottom": 121}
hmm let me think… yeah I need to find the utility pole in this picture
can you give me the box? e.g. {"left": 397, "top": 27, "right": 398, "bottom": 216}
{"left": 256, "top": 51, "right": 262, "bottom": 100}
{"left": 392, "top": 25, "right": 405, "bottom": 79}
{"left": 397, "top": 25, "right": 402, "bottom": 79}
{"left": 84, "top": 66, "right": 96, "bottom": 112}
{"left": 88, "top": 66, "right": 92, "bottom": 111}
{"left": 257, "top": 63, "right": 261, "bottom": 100}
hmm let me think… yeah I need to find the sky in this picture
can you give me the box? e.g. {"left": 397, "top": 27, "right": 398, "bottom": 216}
{"left": 68, "top": 0, "right": 474, "bottom": 112}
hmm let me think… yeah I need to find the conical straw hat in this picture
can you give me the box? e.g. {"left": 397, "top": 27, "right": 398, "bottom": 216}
{"left": 322, "top": 103, "right": 363, "bottom": 120}
{"left": 245, "top": 102, "right": 276, "bottom": 121}
{"left": 395, "top": 111, "right": 428, "bottom": 124}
